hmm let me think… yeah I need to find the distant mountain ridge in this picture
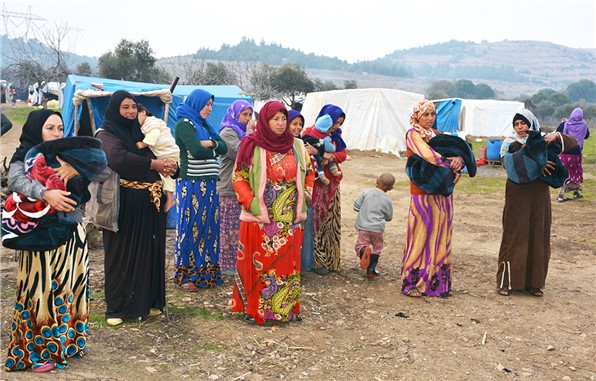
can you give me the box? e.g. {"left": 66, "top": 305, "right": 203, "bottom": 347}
{"left": 2, "top": 35, "right": 594, "bottom": 98}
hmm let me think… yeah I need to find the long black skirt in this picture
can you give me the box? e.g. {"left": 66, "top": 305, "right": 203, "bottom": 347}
{"left": 103, "top": 186, "right": 166, "bottom": 319}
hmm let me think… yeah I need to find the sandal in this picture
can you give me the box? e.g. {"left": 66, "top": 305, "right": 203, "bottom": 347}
{"left": 528, "top": 288, "right": 543, "bottom": 297}
{"left": 180, "top": 282, "right": 198, "bottom": 292}
{"left": 497, "top": 288, "right": 510, "bottom": 296}
{"left": 406, "top": 288, "right": 422, "bottom": 298}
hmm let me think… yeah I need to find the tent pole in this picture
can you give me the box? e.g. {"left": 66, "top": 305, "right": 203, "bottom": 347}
{"left": 74, "top": 103, "right": 79, "bottom": 136}
{"left": 87, "top": 99, "right": 96, "bottom": 135}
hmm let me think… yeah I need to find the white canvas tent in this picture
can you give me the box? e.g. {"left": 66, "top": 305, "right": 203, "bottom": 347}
{"left": 300, "top": 88, "right": 424, "bottom": 156}
{"left": 433, "top": 98, "right": 525, "bottom": 137}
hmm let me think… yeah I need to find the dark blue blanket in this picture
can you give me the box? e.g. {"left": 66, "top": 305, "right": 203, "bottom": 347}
{"left": 406, "top": 134, "right": 476, "bottom": 196}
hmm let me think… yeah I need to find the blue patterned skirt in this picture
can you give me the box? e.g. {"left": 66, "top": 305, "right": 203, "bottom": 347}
{"left": 174, "top": 178, "right": 223, "bottom": 288}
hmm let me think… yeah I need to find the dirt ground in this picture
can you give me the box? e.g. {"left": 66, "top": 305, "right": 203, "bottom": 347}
{"left": 0, "top": 105, "right": 595, "bottom": 381}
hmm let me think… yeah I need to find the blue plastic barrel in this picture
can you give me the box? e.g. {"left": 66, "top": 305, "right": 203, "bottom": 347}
{"left": 487, "top": 138, "right": 502, "bottom": 161}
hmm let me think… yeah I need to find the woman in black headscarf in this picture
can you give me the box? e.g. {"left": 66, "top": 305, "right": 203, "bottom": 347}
{"left": 95, "top": 90, "right": 176, "bottom": 325}
{"left": 4, "top": 109, "right": 108, "bottom": 373}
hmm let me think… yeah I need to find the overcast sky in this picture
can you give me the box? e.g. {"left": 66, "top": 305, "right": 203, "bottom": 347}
{"left": 2, "top": 0, "right": 595, "bottom": 63}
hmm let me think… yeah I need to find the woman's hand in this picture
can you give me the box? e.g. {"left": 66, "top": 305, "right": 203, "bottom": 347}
{"left": 541, "top": 160, "right": 555, "bottom": 176}
{"left": 305, "top": 143, "right": 318, "bottom": 156}
{"left": 200, "top": 140, "right": 215, "bottom": 148}
{"left": 151, "top": 158, "right": 177, "bottom": 177}
{"left": 42, "top": 189, "right": 77, "bottom": 212}
{"left": 246, "top": 120, "right": 256, "bottom": 133}
{"left": 544, "top": 132, "right": 559, "bottom": 144}
{"left": 54, "top": 156, "right": 79, "bottom": 185}
{"left": 453, "top": 172, "right": 462, "bottom": 185}
{"left": 447, "top": 156, "right": 464, "bottom": 172}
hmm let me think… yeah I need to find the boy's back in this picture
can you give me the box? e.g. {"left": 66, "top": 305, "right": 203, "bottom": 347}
{"left": 353, "top": 187, "right": 393, "bottom": 233}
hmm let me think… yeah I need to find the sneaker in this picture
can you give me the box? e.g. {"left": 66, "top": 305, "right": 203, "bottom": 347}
{"left": 359, "top": 246, "right": 372, "bottom": 269}
{"left": 573, "top": 192, "right": 584, "bottom": 199}
{"left": 557, "top": 197, "right": 566, "bottom": 203}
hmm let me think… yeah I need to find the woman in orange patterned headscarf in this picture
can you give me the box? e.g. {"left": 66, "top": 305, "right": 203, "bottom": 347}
{"left": 400, "top": 100, "right": 464, "bottom": 298}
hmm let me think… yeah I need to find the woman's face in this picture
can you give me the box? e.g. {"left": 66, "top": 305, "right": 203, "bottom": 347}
{"left": 41, "top": 114, "right": 64, "bottom": 141}
{"left": 200, "top": 99, "right": 214, "bottom": 119}
{"left": 288, "top": 117, "right": 303, "bottom": 137}
{"left": 514, "top": 119, "right": 530, "bottom": 137}
{"left": 120, "top": 98, "right": 138, "bottom": 120}
{"left": 238, "top": 108, "right": 253, "bottom": 124}
{"left": 328, "top": 116, "right": 344, "bottom": 134}
{"left": 268, "top": 111, "right": 288, "bottom": 136}
{"left": 418, "top": 109, "right": 436, "bottom": 129}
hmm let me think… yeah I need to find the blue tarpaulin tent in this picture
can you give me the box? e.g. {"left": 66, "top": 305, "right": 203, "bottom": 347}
{"left": 61, "top": 74, "right": 251, "bottom": 137}
{"left": 434, "top": 99, "right": 463, "bottom": 134}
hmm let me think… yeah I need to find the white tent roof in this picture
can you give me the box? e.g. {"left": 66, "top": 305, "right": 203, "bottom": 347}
{"left": 301, "top": 88, "right": 424, "bottom": 156}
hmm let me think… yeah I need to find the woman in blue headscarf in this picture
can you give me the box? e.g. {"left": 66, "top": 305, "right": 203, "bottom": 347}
{"left": 217, "top": 99, "right": 255, "bottom": 275}
{"left": 174, "top": 89, "right": 228, "bottom": 291}
{"left": 301, "top": 104, "right": 347, "bottom": 274}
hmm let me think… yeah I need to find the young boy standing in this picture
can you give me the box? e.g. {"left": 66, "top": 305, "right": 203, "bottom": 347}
{"left": 354, "top": 173, "right": 395, "bottom": 278}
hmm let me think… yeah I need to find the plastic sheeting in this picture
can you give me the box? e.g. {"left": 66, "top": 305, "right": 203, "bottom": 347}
{"left": 62, "top": 75, "right": 251, "bottom": 136}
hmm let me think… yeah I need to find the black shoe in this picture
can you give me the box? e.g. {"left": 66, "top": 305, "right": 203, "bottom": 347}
{"left": 573, "top": 192, "right": 584, "bottom": 199}
{"left": 367, "top": 268, "right": 380, "bottom": 279}
{"left": 244, "top": 314, "right": 255, "bottom": 323}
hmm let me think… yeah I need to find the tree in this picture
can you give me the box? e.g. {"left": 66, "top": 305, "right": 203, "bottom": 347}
{"left": 98, "top": 39, "right": 169, "bottom": 83}
{"left": 566, "top": 80, "right": 596, "bottom": 103}
{"left": 426, "top": 80, "right": 457, "bottom": 99}
{"left": 454, "top": 79, "right": 476, "bottom": 98}
{"left": 313, "top": 79, "right": 338, "bottom": 92}
{"left": 273, "top": 64, "right": 315, "bottom": 107}
{"left": 192, "top": 62, "right": 238, "bottom": 85}
{"left": 3, "top": 22, "right": 73, "bottom": 93}
{"left": 344, "top": 80, "right": 358, "bottom": 89}
{"left": 248, "top": 63, "right": 279, "bottom": 101}
{"left": 474, "top": 83, "right": 495, "bottom": 99}
{"left": 530, "top": 89, "right": 569, "bottom": 107}
{"left": 76, "top": 62, "right": 92, "bottom": 76}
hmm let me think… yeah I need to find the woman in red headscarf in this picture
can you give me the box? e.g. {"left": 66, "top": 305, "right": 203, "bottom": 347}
{"left": 231, "top": 101, "right": 314, "bottom": 325}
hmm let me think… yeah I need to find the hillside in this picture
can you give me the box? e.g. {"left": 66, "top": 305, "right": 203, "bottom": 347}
{"left": 170, "top": 39, "right": 596, "bottom": 98}
{"left": 2, "top": 36, "right": 594, "bottom": 99}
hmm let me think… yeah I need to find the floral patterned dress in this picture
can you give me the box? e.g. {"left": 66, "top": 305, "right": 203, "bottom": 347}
{"left": 231, "top": 150, "right": 313, "bottom": 324}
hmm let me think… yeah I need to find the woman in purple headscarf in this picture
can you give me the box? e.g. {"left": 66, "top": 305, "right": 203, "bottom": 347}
{"left": 556, "top": 108, "right": 590, "bottom": 201}
{"left": 301, "top": 104, "right": 347, "bottom": 275}
{"left": 218, "top": 99, "right": 255, "bottom": 275}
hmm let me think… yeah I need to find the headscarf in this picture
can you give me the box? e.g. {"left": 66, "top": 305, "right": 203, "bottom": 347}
{"left": 176, "top": 89, "right": 219, "bottom": 140}
{"left": 410, "top": 99, "right": 436, "bottom": 141}
{"left": 101, "top": 90, "right": 148, "bottom": 155}
{"left": 288, "top": 109, "right": 305, "bottom": 128}
{"left": 236, "top": 101, "right": 294, "bottom": 170}
{"left": 316, "top": 104, "right": 347, "bottom": 152}
{"left": 563, "top": 108, "right": 589, "bottom": 149}
{"left": 501, "top": 108, "right": 540, "bottom": 156}
{"left": 219, "top": 99, "right": 253, "bottom": 139}
{"left": 11, "top": 109, "right": 61, "bottom": 164}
